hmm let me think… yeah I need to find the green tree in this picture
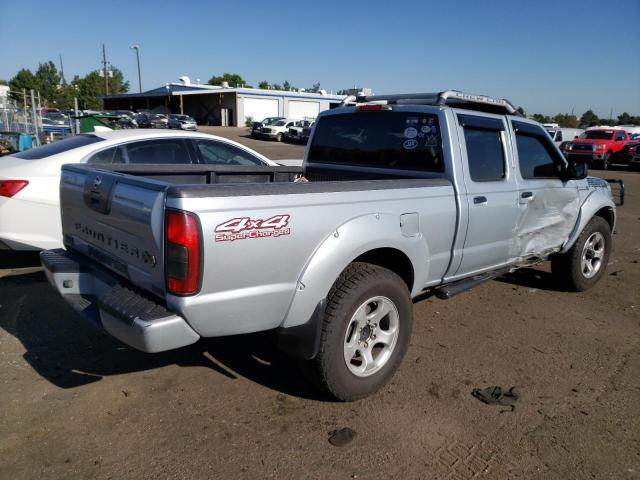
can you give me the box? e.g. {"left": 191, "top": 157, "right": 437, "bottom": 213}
{"left": 580, "top": 109, "right": 600, "bottom": 127}
{"left": 617, "top": 112, "right": 634, "bottom": 125}
{"left": 0, "top": 79, "right": 8, "bottom": 86}
{"left": 552, "top": 113, "right": 579, "bottom": 128}
{"left": 531, "top": 113, "right": 549, "bottom": 123}
{"left": 283, "top": 80, "right": 291, "bottom": 91}
{"left": 74, "top": 68, "right": 129, "bottom": 109}
{"left": 307, "top": 82, "right": 321, "bottom": 93}
{"left": 516, "top": 106, "right": 525, "bottom": 116}
{"left": 35, "top": 61, "right": 60, "bottom": 105}
{"left": 271, "top": 83, "right": 282, "bottom": 91}
{"left": 258, "top": 80, "right": 270, "bottom": 89}
{"left": 9, "top": 68, "right": 39, "bottom": 93}
{"left": 207, "top": 73, "right": 245, "bottom": 87}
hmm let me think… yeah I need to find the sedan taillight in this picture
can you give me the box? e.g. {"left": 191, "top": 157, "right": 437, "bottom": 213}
{"left": 0, "top": 180, "right": 29, "bottom": 198}
{"left": 165, "top": 210, "right": 201, "bottom": 296}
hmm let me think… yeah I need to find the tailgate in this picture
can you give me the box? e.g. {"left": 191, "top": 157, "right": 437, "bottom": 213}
{"left": 60, "top": 165, "right": 167, "bottom": 297}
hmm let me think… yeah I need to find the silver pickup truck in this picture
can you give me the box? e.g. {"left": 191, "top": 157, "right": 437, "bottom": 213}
{"left": 41, "top": 90, "right": 617, "bottom": 401}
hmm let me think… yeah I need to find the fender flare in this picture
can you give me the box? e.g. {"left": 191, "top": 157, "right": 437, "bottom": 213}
{"left": 280, "top": 213, "right": 430, "bottom": 330}
{"left": 561, "top": 189, "right": 615, "bottom": 253}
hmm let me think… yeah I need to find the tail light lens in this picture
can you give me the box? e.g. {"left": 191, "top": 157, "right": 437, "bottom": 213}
{"left": 356, "top": 104, "right": 391, "bottom": 112}
{"left": 165, "top": 210, "right": 201, "bottom": 296}
{"left": 0, "top": 180, "right": 29, "bottom": 198}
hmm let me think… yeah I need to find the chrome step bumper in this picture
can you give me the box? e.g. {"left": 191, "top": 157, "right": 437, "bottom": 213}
{"left": 40, "top": 249, "right": 200, "bottom": 353}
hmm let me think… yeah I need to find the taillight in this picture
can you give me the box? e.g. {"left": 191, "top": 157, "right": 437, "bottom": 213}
{"left": 165, "top": 210, "right": 201, "bottom": 295}
{"left": 0, "top": 180, "right": 29, "bottom": 198}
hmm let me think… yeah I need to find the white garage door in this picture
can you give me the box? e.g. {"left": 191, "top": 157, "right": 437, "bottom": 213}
{"left": 243, "top": 98, "right": 279, "bottom": 124}
{"left": 288, "top": 100, "right": 320, "bottom": 120}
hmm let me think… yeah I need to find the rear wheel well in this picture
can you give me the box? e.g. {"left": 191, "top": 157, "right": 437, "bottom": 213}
{"left": 353, "top": 248, "right": 414, "bottom": 292}
{"left": 594, "top": 207, "right": 615, "bottom": 231}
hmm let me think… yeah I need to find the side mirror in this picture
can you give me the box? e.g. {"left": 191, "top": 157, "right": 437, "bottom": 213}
{"left": 574, "top": 135, "right": 579, "bottom": 139}
{"left": 564, "top": 159, "right": 588, "bottom": 180}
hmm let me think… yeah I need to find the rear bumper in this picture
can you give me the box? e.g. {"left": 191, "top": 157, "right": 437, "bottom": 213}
{"left": 40, "top": 249, "right": 200, "bottom": 353}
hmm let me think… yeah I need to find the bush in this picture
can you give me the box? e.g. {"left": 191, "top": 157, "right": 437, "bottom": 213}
{"left": 244, "top": 116, "right": 253, "bottom": 128}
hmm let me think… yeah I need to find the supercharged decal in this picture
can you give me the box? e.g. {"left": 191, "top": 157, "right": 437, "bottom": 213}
{"left": 215, "top": 215, "right": 291, "bottom": 242}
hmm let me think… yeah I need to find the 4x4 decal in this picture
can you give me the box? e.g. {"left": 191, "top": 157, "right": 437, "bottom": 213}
{"left": 215, "top": 215, "right": 291, "bottom": 242}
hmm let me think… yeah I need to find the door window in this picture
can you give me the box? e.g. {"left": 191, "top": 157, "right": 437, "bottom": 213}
{"left": 463, "top": 128, "right": 506, "bottom": 182}
{"left": 516, "top": 134, "right": 560, "bottom": 179}
{"left": 124, "top": 139, "right": 192, "bottom": 164}
{"left": 615, "top": 131, "right": 626, "bottom": 141}
{"left": 87, "top": 147, "right": 117, "bottom": 164}
{"left": 194, "top": 139, "right": 264, "bottom": 166}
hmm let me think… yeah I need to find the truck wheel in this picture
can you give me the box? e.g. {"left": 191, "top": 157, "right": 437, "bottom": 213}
{"left": 551, "top": 216, "right": 611, "bottom": 291}
{"left": 276, "top": 132, "right": 284, "bottom": 142}
{"left": 309, "top": 262, "right": 412, "bottom": 401}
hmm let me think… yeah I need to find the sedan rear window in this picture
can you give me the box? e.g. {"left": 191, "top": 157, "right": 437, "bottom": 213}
{"left": 308, "top": 111, "right": 444, "bottom": 171}
{"left": 12, "top": 135, "right": 104, "bottom": 159}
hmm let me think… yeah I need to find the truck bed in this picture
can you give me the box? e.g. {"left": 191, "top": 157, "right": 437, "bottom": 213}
{"left": 59, "top": 163, "right": 456, "bottom": 337}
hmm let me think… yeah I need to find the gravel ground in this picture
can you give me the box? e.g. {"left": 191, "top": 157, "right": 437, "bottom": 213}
{"left": 0, "top": 131, "right": 638, "bottom": 479}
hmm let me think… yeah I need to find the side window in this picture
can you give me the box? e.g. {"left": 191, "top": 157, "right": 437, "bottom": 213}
{"left": 87, "top": 147, "right": 116, "bottom": 164}
{"left": 462, "top": 128, "right": 506, "bottom": 182}
{"left": 515, "top": 134, "right": 560, "bottom": 179}
{"left": 556, "top": 131, "right": 563, "bottom": 141}
{"left": 124, "top": 139, "right": 192, "bottom": 164}
{"left": 615, "top": 131, "right": 626, "bottom": 141}
{"left": 194, "top": 140, "right": 263, "bottom": 166}
{"left": 87, "top": 146, "right": 126, "bottom": 164}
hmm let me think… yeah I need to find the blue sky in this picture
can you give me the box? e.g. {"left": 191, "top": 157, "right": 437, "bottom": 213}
{"left": 1, "top": 0, "right": 639, "bottom": 117}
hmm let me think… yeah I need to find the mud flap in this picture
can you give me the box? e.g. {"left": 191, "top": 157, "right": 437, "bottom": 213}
{"left": 276, "top": 300, "right": 326, "bottom": 360}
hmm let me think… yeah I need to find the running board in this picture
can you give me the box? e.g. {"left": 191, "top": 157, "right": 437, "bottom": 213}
{"left": 435, "top": 267, "right": 511, "bottom": 300}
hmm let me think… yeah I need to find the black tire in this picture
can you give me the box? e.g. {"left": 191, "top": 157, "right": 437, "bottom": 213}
{"left": 276, "top": 132, "right": 283, "bottom": 142}
{"left": 551, "top": 216, "right": 611, "bottom": 291}
{"left": 308, "top": 262, "right": 413, "bottom": 401}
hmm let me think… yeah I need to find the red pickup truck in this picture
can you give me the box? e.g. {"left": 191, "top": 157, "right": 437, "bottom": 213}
{"left": 561, "top": 128, "right": 633, "bottom": 170}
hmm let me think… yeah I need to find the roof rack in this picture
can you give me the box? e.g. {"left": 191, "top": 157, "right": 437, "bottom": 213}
{"left": 340, "top": 90, "right": 523, "bottom": 117}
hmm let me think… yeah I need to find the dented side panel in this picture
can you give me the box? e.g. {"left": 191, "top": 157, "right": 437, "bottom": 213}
{"left": 512, "top": 180, "right": 581, "bottom": 260}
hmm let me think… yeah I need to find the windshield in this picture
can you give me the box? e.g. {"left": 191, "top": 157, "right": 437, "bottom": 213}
{"left": 309, "top": 111, "right": 444, "bottom": 172}
{"left": 12, "top": 134, "right": 104, "bottom": 159}
{"left": 580, "top": 130, "right": 614, "bottom": 140}
{"left": 273, "top": 120, "right": 287, "bottom": 126}
{"left": 264, "top": 117, "right": 282, "bottom": 125}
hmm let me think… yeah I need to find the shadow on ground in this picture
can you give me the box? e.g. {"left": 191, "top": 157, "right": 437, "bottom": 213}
{"left": 0, "top": 250, "right": 42, "bottom": 269}
{"left": 495, "top": 267, "right": 568, "bottom": 292}
{"left": 0, "top": 271, "right": 327, "bottom": 401}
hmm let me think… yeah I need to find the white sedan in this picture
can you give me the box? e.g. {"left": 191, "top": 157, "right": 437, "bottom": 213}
{"left": 0, "top": 129, "right": 278, "bottom": 251}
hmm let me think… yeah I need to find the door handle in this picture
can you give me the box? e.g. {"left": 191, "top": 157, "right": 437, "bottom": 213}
{"left": 473, "top": 196, "right": 487, "bottom": 205}
{"left": 519, "top": 191, "right": 535, "bottom": 204}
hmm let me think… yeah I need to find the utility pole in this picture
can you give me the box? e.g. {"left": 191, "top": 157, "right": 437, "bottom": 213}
{"left": 102, "top": 44, "right": 109, "bottom": 95}
{"left": 130, "top": 44, "right": 142, "bottom": 93}
{"left": 30, "top": 89, "right": 40, "bottom": 146}
{"left": 609, "top": 107, "right": 613, "bottom": 123}
{"left": 59, "top": 53, "right": 66, "bottom": 84}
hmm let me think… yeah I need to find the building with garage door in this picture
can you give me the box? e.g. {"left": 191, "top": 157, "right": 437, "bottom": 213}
{"left": 102, "top": 79, "right": 348, "bottom": 127}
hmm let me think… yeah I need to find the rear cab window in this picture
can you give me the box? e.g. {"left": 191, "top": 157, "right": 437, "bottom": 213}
{"left": 12, "top": 134, "right": 104, "bottom": 159}
{"left": 308, "top": 111, "right": 444, "bottom": 172}
{"left": 458, "top": 114, "right": 506, "bottom": 182}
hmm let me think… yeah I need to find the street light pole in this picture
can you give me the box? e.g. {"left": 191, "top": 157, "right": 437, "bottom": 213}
{"left": 130, "top": 45, "right": 142, "bottom": 93}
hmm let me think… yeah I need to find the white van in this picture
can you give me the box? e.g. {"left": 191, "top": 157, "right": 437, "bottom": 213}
{"left": 546, "top": 127, "right": 584, "bottom": 145}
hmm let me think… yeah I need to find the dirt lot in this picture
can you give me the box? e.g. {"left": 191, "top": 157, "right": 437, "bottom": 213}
{"left": 1, "top": 130, "right": 638, "bottom": 479}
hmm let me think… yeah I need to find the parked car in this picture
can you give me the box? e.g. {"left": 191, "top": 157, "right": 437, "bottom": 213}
{"left": 134, "top": 113, "right": 153, "bottom": 128}
{"left": 545, "top": 127, "right": 583, "bottom": 145}
{"left": 261, "top": 118, "right": 302, "bottom": 142}
{"left": 250, "top": 116, "right": 285, "bottom": 138}
{"left": 0, "top": 130, "right": 278, "bottom": 250}
{"left": 285, "top": 120, "right": 314, "bottom": 143}
{"left": 168, "top": 114, "right": 197, "bottom": 131}
{"left": 150, "top": 113, "right": 168, "bottom": 128}
{"left": 561, "top": 128, "right": 633, "bottom": 169}
{"left": 43, "top": 112, "right": 70, "bottom": 126}
{"left": 40, "top": 90, "right": 616, "bottom": 401}
{"left": 629, "top": 145, "right": 640, "bottom": 170}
